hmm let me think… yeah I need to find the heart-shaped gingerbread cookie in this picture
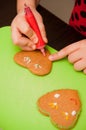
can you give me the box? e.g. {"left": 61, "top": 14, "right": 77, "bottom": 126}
{"left": 37, "top": 89, "right": 81, "bottom": 130}
{"left": 14, "top": 49, "right": 52, "bottom": 76}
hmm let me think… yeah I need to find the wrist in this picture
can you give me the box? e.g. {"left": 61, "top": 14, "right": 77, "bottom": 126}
{"left": 17, "top": 0, "right": 39, "bottom": 14}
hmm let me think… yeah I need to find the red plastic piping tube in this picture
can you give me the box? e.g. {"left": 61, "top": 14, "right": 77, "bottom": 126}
{"left": 24, "top": 4, "right": 46, "bottom": 55}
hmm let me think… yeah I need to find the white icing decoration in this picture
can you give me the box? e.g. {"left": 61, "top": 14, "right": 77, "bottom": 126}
{"left": 65, "top": 112, "right": 69, "bottom": 116}
{"left": 34, "top": 64, "right": 42, "bottom": 69}
{"left": 24, "top": 56, "right": 31, "bottom": 64}
{"left": 54, "top": 93, "right": 60, "bottom": 98}
{"left": 71, "top": 110, "right": 76, "bottom": 116}
{"left": 53, "top": 102, "right": 57, "bottom": 106}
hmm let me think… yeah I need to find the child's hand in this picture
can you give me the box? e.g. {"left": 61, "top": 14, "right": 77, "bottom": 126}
{"left": 49, "top": 39, "right": 86, "bottom": 74}
{"left": 11, "top": 8, "right": 47, "bottom": 51}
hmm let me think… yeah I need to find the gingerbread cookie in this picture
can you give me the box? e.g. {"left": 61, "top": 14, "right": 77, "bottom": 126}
{"left": 37, "top": 89, "right": 81, "bottom": 130}
{"left": 14, "top": 49, "right": 52, "bottom": 76}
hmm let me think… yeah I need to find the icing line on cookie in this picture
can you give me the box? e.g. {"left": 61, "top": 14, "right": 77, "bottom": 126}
{"left": 63, "top": 112, "right": 69, "bottom": 120}
{"left": 48, "top": 102, "right": 58, "bottom": 110}
{"left": 34, "top": 64, "right": 42, "bottom": 69}
{"left": 24, "top": 56, "right": 31, "bottom": 64}
{"left": 70, "top": 98, "right": 77, "bottom": 105}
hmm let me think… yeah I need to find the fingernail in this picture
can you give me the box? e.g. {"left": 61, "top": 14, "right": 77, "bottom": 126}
{"left": 48, "top": 55, "right": 54, "bottom": 61}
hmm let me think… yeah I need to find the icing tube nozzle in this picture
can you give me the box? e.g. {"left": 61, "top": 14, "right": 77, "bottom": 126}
{"left": 40, "top": 48, "right": 46, "bottom": 56}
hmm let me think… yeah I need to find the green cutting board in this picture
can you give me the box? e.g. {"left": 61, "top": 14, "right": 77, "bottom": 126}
{"left": 0, "top": 26, "right": 86, "bottom": 130}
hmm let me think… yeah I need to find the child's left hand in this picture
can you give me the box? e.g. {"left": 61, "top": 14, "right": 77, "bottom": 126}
{"left": 49, "top": 39, "right": 86, "bottom": 74}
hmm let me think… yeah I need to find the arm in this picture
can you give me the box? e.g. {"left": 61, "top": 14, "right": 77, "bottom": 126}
{"left": 17, "top": 0, "right": 40, "bottom": 13}
{"left": 11, "top": 0, "right": 47, "bottom": 51}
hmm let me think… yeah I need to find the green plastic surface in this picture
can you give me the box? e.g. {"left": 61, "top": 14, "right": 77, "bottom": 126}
{"left": 0, "top": 26, "right": 86, "bottom": 130}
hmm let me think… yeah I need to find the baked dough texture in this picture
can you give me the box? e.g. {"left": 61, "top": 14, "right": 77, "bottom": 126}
{"left": 37, "top": 89, "right": 81, "bottom": 129}
{"left": 14, "top": 49, "right": 52, "bottom": 76}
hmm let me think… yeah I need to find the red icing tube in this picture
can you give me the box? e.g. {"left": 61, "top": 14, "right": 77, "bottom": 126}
{"left": 24, "top": 4, "right": 46, "bottom": 55}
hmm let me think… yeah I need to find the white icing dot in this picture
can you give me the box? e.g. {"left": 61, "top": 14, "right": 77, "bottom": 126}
{"left": 65, "top": 112, "right": 69, "bottom": 116}
{"left": 71, "top": 110, "right": 76, "bottom": 116}
{"left": 53, "top": 102, "right": 57, "bottom": 106}
{"left": 54, "top": 93, "right": 60, "bottom": 98}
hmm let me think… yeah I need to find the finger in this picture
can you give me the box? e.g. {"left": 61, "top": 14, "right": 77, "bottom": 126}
{"left": 49, "top": 42, "right": 80, "bottom": 61}
{"left": 74, "top": 59, "right": 86, "bottom": 71}
{"left": 83, "top": 69, "right": 86, "bottom": 74}
{"left": 19, "top": 44, "right": 36, "bottom": 51}
{"left": 16, "top": 18, "right": 38, "bottom": 43}
{"left": 35, "top": 13, "right": 48, "bottom": 43}
{"left": 68, "top": 50, "right": 82, "bottom": 63}
{"left": 38, "top": 22, "right": 48, "bottom": 43}
{"left": 12, "top": 27, "right": 37, "bottom": 48}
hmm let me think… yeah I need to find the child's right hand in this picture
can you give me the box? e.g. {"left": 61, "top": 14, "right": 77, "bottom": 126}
{"left": 11, "top": 8, "right": 48, "bottom": 51}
